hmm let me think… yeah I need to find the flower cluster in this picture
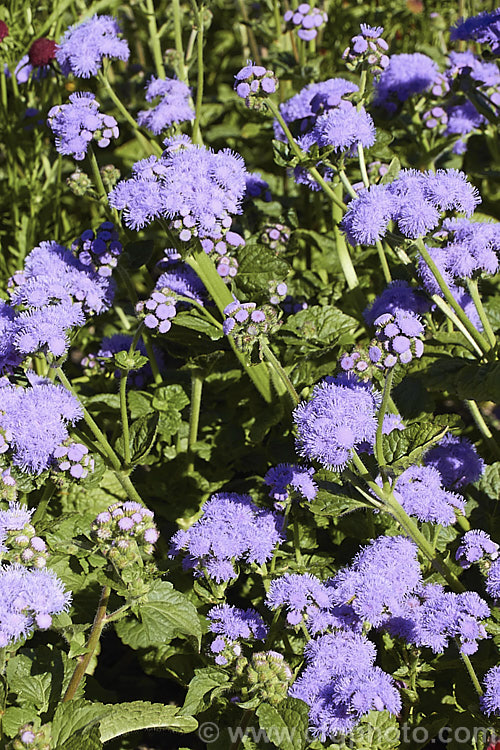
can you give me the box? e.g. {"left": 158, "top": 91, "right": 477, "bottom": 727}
{"left": 266, "top": 573, "right": 330, "bottom": 625}
{"left": 342, "top": 169, "right": 480, "bottom": 247}
{"left": 456, "top": 530, "right": 499, "bottom": 569}
{"left": 283, "top": 4, "right": 328, "bottom": 41}
{"left": 0, "top": 374, "right": 83, "bottom": 474}
{"left": 486, "top": 559, "right": 500, "bottom": 600}
{"left": 241, "top": 651, "right": 294, "bottom": 706}
{"left": 482, "top": 666, "right": 500, "bottom": 717}
{"left": 364, "top": 280, "right": 431, "bottom": 325}
{"left": 423, "top": 433, "right": 485, "bottom": 489}
{"left": 56, "top": 14, "right": 130, "bottom": 78}
{"left": 264, "top": 463, "right": 317, "bottom": 504}
{"left": 136, "top": 263, "right": 206, "bottom": 334}
{"left": 137, "top": 76, "right": 194, "bottom": 135}
{"left": 371, "top": 309, "right": 425, "bottom": 367}
{"left": 374, "top": 53, "right": 439, "bottom": 112}
{"left": 0, "top": 469, "right": 17, "bottom": 503}
{"left": 109, "top": 144, "right": 247, "bottom": 255}
{"left": 290, "top": 630, "right": 401, "bottom": 738}
{"left": 302, "top": 100, "right": 376, "bottom": 156}
{"left": 0, "top": 502, "right": 48, "bottom": 569}
{"left": 391, "top": 464, "right": 465, "bottom": 526}
{"left": 293, "top": 376, "right": 380, "bottom": 470}
{"left": 261, "top": 224, "right": 291, "bottom": 254}
{"left": 6, "top": 237, "right": 116, "bottom": 360}
{"left": 48, "top": 92, "right": 119, "bottom": 161}
{"left": 91, "top": 501, "right": 159, "bottom": 568}
{"left": 234, "top": 62, "right": 278, "bottom": 108}
{"left": 207, "top": 604, "right": 267, "bottom": 665}
{"left": 450, "top": 9, "right": 500, "bottom": 54}
{"left": 0, "top": 563, "right": 71, "bottom": 647}
{"left": 70, "top": 221, "right": 122, "bottom": 277}
{"left": 53, "top": 440, "right": 94, "bottom": 480}
{"left": 169, "top": 493, "right": 283, "bottom": 582}
{"left": 342, "top": 24, "right": 389, "bottom": 74}
{"left": 222, "top": 299, "right": 279, "bottom": 353}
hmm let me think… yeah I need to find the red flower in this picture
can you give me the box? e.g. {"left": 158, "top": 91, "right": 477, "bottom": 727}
{"left": 0, "top": 20, "right": 9, "bottom": 43}
{"left": 28, "top": 38, "right": 57, "bottom": 67}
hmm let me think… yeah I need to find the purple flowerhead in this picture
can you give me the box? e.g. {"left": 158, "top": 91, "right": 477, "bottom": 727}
{"left": 264, "top": 463, "right": 317, "bottom": 504}
{"left": 234, "top": 62, "right": 278, "bottom": 108}
{"left": 374, "top": 53, "right": 439, "bottom": 112}
{"left": 266, "top": 572, "right": 331, "bottom": 625}
{"left": 423, "top": 433, "right": 485, "bottom": 490}
{"left": 137, "top": 77, "right": 194, "bottom": 135}
{"left": 47, "top": 92, "right": 119, "bottom": 160}
{"left": 392, "top": 464, "right": 465, "bottom": 526}
{"left": 343, "top": 23, "right": 389, "bottom": 75}
{"left": 456, "top": 530, "right": 498, "bottom": 569}
{"left": 56, "top": 14, "right": 130, "bottom": 78}
{"left": 284, "top": 4, "right": 328, "bottom": 41}
{"left": 293, "top": 375, "right": 381, "bottom": 470}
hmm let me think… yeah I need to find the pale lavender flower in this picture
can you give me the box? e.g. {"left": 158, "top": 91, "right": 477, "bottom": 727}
{"left": 266, "top": 573, "right": 331, "bottom": 625}
{"left": 56, "top": 14, "right": 130, "bottom": 78}
{"left": 137, "top": 77, "right": 194, "bottom": 134}
{"left": 456, "top": 530, "right": 499, "bottom": 569}
{"left": 424, "top": 433, "right": 485, "bottom": 489}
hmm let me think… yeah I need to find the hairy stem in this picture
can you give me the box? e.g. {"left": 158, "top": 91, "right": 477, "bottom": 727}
{"left": 63, "top": 586, "right": 111, "bottom": 702}
{"left": 187, "top": 370, "right": 203, "bottom": 472}
{"left": 374, "top": 367, "right": 395, "bottom": 477}
{"left": 145, "top": 0, "right": 166, "bottom": 78}
{"left": 260, "top": 340, "right": 300, "bottom": 405}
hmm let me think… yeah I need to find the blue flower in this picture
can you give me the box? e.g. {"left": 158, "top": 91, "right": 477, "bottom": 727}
{"left": 56, "top": 14, "right": 130, "bottom": 78}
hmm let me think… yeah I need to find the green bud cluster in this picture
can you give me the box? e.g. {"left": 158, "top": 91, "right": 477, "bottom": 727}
{"left": 66, "top": 168, "right": 92, "bottom": 196}
{"left": 8, "top": 724, "right": 50, "bottom": 750}
{"left": 238, "top": 650, "right": 293, "bottom": 706}
{"left": 100, "top": 163, "right": 121, "bottom": 190}
{"left": 91, "top": 501, "right": 159, "bottom": 570}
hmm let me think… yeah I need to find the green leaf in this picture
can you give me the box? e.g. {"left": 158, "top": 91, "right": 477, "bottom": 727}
{"left": 256, "top": 698, "right": 309, "bottom": 750}
{"left": 348, "top": 710, "right": 400, "bottom": 750}
{"left": 384, "top": 417, "right": 459, "bottom": 471}
{"left": 278, "top": 305, "right": 358, "bottom": 350}
{"left": 181, "top": 667, "right": 230, "bottom": 715}
{"left": 51, "top": 700, "right": 111, "bottom": 747}
{"left": 115, "top": 580, "right": 202, "bottom": 650}
{"left": 152, "top": 384, "right": 190, "bottom": 412}
{"left": 2, "top": 706, "right": 36, "bottom": 738}
{"left": 309, "top": 485, "right": 369, "bottom": 517}
{"left": 57, "top": 724, "right": 103, "bottom": 750}
{"left": 236, "top": 241, "right": 290, "bottom": 298}
{"left": 115, "top": 412, "right": 159, "bottom": 464}
{"left": 99, "top": 702, "right": 197, "bottom": 741}
{"left": 6, "top": 652, "right": 52, "bottom": 712}
{"left": 476, "top": 462, "right": 500, "bottom": 500}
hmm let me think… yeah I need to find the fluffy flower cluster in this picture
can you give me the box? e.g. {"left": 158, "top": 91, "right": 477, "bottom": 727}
{"left": 374, "top": 53, "right": 439, "bottom": 112}
{"left": 0, "top": 563, "right": 71, "bottom": 646}
{"left": 482, "top": 666, "right": 500, "bottom": 717}
{"left": 0, "top": 502, "right": 48, "bottom": 569}
{"left": 264, "top": 463, "right": 317, "bottom": 504}
{"left": 137, "top": 77, "right": 194, "bottom": 135}
{"left": 392, "top": 465, "right": 465, "bottom": 526}
{"left": 290, "top": 630, "right": 401, "bottom": 738}
{"left": 56, "top": 14, "right": 130, "bottom": 77}
{"left": 0, "top": 374, "right": 82, "bottom": 474}
{"left": 6, "top": 238, "right": 116, "bottom": 359}
{"left": 54, "top": 440, "right": 94, "bottom": 480}
{"left": 486, "top": 558, "right": 500, "bottom": 600}
{"left": 136, "top": 264, "right": 206, "bottom": 334}
{"left": 234, "top": 62, "right": 277, "bottom": 107}
{"left": 364, "top": 280, "right": 431, "bottom": 325}
{"left": 47, "top": 92, "right": 119, "bottom": 160}
{"left": 169, "top": 493, "right": 283, "bottom": 582}
{"left": 301, "top": 100, "right": 376, "bottom": 155}
{"left": 342, "top": 24, "right": 389, "bottom": 74}
{"left": 207, "top": 604, "right": 267, "bottom": 665}
{"left": 387, "top": 585, "right": 489, "bottom": 655}
{"left": 283, "top": 4, "right": 328, "bottom": 41}
{"left": 423, "top": 433, "right": 485, "bottom": 489}
{"left": 371, "top": 309, "right": 425, "bottom": 367}
{"left": 328, "top": 535, "right": 422, "bottom": 626}
{"left": 342, "top": 169, "right": 481, "bottom": 247}
{"left": 91, "top": 501, "right": 159, "bottom": 568}
{"left": 70, "top": 221, "right": 122, "bottom": 277}
{"left": 109, "top": 145, "right": 247, "bottom": 255}
{"left": 450, "top": 9, "right": 500, "bottom": 54}
{"left": 266, "top": 573, "right": 330, "bottom": 625}
{"left": 456, "top": 530, "right": 498, "bottom": 569}
{"left": 293, "top": 376, "right": 380, "bottom": 470}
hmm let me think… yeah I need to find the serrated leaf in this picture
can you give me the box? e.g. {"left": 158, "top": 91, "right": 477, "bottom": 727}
{"left": 99, "top": 701, "right": 197, "bottom": 741}
{"left": 2, "top": 706, "right": 36, "bottom": 738}
{"left": 384, "top": 418, "right": 459, "bottom": 470}
{"left": 278, "top": 305, "right": 357, "bottom": 349}
{"left": 236, "top": 241, "right": 290, "bottom": 298}
{"left": 57, "top": 724, "right": 103, "bottom": 750}
{"left": 51, "top": 700, "right": 111, "bottom": 746}
{"left": 309, "top": 486, "right": 369, "bottom": 517}
{"left": 6, "top": 653, "right": 52, "bottom": 712}
{"left": 115, "top": 412, "right": 159, "bottom": 464}
{"left": 115, "top": 580, "right": 202, "bottom": 649}
{"left": 256, "top": 698, "right": 309, "bottom": 750}
{"left": 181, "top": 667, "right": 230, "bottom": 715}
{"left": 348, "top": 710, "right": 400, "bottom": 749}
{"left": 152, "top": 384, "right": 190, "bottom": 412}
{"left": 476, "top": 462, "right": 500, "bottom": 500}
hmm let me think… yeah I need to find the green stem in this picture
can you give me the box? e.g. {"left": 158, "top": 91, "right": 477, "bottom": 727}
{"left": 187, "top": 247, "right": 273, "bottom": 402}
{"left": 141, "top": 331, "right": 162, "bottom": 385}
{"left": 192, "top": 5, "right": 205, "bottom": 145}
{"left": 357, "top": 143, "right": 370, "bottom": 188}
{"left": 416, "top": 239, "right": 491, "bottom": 357}
{"left": 172, "top": 0, "right": 188, "bottom": 82}
{"left": 97, "top": 71, "right": 163, "bottom": 156}
{"left": 265, "top": 99, "right": 347, "bottom": 211}
{"left": 54, "top": 368, "right": 144, "bottom": 504}
{"left": 187, "top": 370, "right": 203, "bottom": 472}
{"left": 333, "top": 224, "right": 359, "bottom": 290}
{"left": 350, "top": 451, "right": 465, "bottom": 593}
{"left": 467, "top": 399, "right": 500, "bottom": 461}
{"left": 145, "top": 0, "right": 166, "bottom": 78}
{"left": 120, "top": 373, "right": 131, "bottom": 466}
{"left": 338, "top": 168, "right": 358, "bottom": 200}
{"left": 88, "top": 146, "right": 107, "bottom": 202}
{"left": 293, "top": 516, "right": 303, "bottom": 566}
{"left": 466, "top": 277, "right": 496, "bottom": 351}
{"left": 431, "top": 295, "right": 483, "bottom": 357}
{"left": 260, "top": 340, "right": 299, "bottom": 405}
{"left": 300, "top": 620, "right": 311, "bottom": 642}
{"left": 236, "top": 0, "right": 262, "bottom": 64}
{"left": 273, "top": 0, "right": 282, "bottom": 41}
{"left": 32, "top": 480, "right": 56, "bottom": 525}
{"left": 374, "top": 367, "right": 395, "bottom": 474}
{"left": 460, "top": 648, "right": 483, "bottom": 697}
{"left": 375, "top": 239, "right": 392, "bottom": 284}
{"left": 63, "top": 586, "right": 111, "bottom": 702}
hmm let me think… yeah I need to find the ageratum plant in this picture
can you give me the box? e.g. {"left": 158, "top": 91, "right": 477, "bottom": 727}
{"left": 1, "top": 1, "right": 500, "bottom": 749}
